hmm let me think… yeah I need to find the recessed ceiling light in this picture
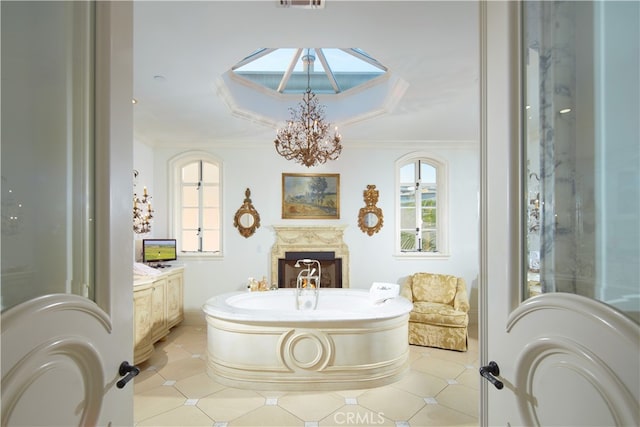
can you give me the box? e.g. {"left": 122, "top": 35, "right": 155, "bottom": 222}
{"left": 132, "top": 98, "right": 138, "bottom": 104}
{"left": 559, "top": 108, "right": 571, "bottom": 114}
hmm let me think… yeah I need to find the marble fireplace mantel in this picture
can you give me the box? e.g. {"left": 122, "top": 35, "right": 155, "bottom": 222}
{"left": 270, "top": 225, "right": 350, "bottom": 288}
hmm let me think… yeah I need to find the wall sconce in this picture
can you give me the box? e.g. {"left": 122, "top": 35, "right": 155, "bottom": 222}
{"left": 133, "top": 170, "right": 153, "bottom": 234}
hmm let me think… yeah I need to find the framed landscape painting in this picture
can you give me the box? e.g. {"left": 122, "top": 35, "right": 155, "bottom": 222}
{"left": 282, "top": 173, "right": 340, "bottom": 219}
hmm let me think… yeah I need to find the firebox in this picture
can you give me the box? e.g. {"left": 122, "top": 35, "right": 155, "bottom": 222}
{"left": 270, "top": 225, "right": 350, "bottom": 288}
{"left": 278, "top": 251, "right": 342, "bottom": 288}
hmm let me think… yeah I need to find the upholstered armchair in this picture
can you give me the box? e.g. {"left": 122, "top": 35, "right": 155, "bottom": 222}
{"left": 400, "top": 272, "right": 470, "bottom": 351}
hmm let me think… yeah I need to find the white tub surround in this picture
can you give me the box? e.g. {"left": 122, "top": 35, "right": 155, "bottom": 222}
{"left": 270, "top": 225, "right": 350, "bottom": 289}
{"left": 202, "top": 289, "right": 412, "bottom": 391}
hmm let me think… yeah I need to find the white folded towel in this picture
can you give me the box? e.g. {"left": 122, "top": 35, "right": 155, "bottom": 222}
{"left": 370, "top": 282, "right": 399, "bottom": 305}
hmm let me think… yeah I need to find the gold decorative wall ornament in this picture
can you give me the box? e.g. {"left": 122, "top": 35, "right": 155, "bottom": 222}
{"left": 233, "top": 188, "right": 261, "bottom": 238}
{"left": 358, "top": 185, "right": 383, "bottom": 236}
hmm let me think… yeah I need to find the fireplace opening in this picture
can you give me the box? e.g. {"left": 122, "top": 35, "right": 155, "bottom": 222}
{"left": 278, "top": 251, "right": 342, "bottom": 288}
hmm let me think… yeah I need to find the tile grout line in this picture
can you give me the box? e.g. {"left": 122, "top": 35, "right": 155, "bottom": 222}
{"left": 135, "top": 324, "right": 479, "bottom": 426}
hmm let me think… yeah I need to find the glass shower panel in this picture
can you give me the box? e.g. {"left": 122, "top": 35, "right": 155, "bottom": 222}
{"left": 522, "top": 1, "right": 639, "bottom": 323}
{"left": 1, "top": 2, "right": 95, "bottom": 311}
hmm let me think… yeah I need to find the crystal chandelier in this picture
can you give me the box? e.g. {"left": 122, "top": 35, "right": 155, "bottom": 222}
{"left": 274, "top": 50, "right": 342, "bottom": 167}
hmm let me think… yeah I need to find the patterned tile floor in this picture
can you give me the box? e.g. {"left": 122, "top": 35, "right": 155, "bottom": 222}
{"left": 134, "top": 324, "right": 479, "bottom": 426}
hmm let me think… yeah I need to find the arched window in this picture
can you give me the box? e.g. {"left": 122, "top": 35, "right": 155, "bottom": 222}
{"left": 396, "top": 154, "right": 449, "bottom": 256}
{"left": 170, "top": 152, "right": 222, "bottom": 256}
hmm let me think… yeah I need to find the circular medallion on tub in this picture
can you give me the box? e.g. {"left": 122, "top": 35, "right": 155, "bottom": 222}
{"left": 278, "top": 329, "right": 334, "bottom": 372}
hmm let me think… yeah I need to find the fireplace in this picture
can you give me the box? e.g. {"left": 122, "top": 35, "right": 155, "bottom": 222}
{"left": 270, "top": 225, "right": 350, "bottom": 288}
{"left": 278, "top": 251, "right": 343, "bottom": 288}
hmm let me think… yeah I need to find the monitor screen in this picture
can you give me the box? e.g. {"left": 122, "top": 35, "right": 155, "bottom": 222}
{"left": 142, "top": 239, "right": 177, "bottom": 264}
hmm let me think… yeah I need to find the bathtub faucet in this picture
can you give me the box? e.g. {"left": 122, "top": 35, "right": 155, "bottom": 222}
{"left": 295, "top": 259, "right": 321, "bottom": 310}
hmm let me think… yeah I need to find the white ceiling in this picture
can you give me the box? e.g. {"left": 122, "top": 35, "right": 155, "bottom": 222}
{"left": 133, "top": 1, "right": 480, "bottom": 147}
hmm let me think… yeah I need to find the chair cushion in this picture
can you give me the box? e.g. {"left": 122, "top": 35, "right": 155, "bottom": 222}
{"left": 411, "top": 273, "right": 457, "bottom": 305}
{"left": 410, "top": 301, "right": 468, "bottom": 327}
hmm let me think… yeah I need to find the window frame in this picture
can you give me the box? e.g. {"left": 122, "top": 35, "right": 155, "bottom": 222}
{"left": 169, "top": 151, "right": 223, "bottom": 258}
{"left": 394, "top": 152, "right": 449, "bottom": 258}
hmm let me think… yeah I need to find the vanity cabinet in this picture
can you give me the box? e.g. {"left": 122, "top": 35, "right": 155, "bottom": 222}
{"left": 133, "top": 266, "right": 184, "bottom": 364}
{"left": 166, "top": 271, "right": 184, "bottom": 329}
{"left": 133, "top": 286, "right": 153, "bottom": 364}
{"left": 150, "top": 277, "right": 168, "bottom": 343}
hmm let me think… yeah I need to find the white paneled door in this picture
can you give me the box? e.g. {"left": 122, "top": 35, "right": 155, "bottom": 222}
{"left": 1, "top": 2, "right": 134, "bottom": 425}
{"left": 481, "top": 2, "right": 639, "bottom": 426}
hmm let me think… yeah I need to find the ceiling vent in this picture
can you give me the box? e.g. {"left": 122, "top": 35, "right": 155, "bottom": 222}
{"left": 279, "top": 0, "right": 324, "bottom": 9}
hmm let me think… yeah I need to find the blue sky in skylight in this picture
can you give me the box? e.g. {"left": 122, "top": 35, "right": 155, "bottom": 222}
{"left": 236, "top": 48, "right": 383, "bottom": 73}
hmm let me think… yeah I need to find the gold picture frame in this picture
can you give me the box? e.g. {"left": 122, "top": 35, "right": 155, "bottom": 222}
{"left": 282, "top": 173, "right": 340, "bottom": 219}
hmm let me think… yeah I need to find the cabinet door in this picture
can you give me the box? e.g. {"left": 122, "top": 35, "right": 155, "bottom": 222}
{"left": 150, "top": 278, "right": 167, "bottom": 343}
{"left": 133, "top": 286, "right": 153, "bottom": 364}
{"left": 166, "top": 272, "right": 183, "bottom": 329}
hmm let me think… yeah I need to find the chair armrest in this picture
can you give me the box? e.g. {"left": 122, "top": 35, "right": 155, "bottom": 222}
{"left": 453, "top": 278, "right": 470, "bottom": 313}
{"left": 400, "top": 278, "right": 414, "bottom": 301}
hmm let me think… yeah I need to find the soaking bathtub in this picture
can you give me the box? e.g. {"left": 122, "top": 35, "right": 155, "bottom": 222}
{"left": 202, "top": 288, "right": 412, "bottom": 390}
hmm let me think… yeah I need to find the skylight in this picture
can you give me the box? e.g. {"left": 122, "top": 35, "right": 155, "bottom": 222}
{"left": 232, "top": 48, "right": 387, "bottom": 94}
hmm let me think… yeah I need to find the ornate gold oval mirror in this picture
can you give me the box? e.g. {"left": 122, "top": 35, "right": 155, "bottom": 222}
{"left": 233, "top": 188, "right": 261, "bottom": 238}
{"left": 358, "top": 184, "right": 383, "bottom": 236}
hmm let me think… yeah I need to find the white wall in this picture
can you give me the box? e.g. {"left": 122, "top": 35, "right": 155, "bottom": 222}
{"left": 135, "top": 139, "right": 480, "bottom": 325}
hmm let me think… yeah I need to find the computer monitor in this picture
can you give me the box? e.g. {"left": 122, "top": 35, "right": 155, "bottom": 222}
{"left": 142, "top": 239, "right": 177, "bottom": 266}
